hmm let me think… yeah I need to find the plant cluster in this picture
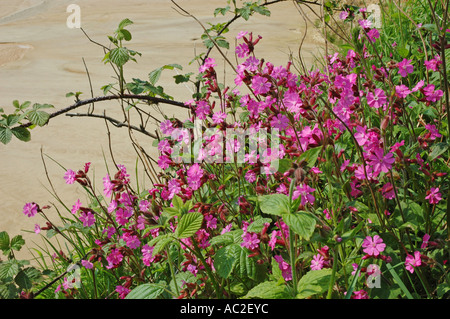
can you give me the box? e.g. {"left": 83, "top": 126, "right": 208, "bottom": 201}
{"left": 1, "top": 0, "right": 449, "bottom": 299}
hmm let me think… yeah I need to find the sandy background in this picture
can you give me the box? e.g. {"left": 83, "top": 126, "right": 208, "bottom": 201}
{"left": 0, "top": 0, "right": 324, "bottom": 261}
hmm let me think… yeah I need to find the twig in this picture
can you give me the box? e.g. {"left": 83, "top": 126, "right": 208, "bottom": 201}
{"left": 17, "top": 94, "right": 188, "bottom": 129}
{"left": 65, "top": 112, "right": 157, "bottom": 139}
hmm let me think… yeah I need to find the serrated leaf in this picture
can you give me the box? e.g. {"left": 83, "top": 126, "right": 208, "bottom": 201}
{"left": 258, "top": 194, "right": 290, "bottom": 216}
{"left": 11, "top": 127, "right": 30, "bottom": 142}
{"left": 247, "top": 217, "right": 272, "bottom": 233}
{"left": 108, "top": 47, "right": 130, "bottom": 67}
{"left": 428, "top": 142, "right": 448, "bottom": 161}
{"left": 0, "top": 232, "right": 10, "bottom": 251}
{"left": 0, "top": 126, "right": 12, "bottom": 144}
{"left": 214, "top": 244, "right": 240, "bottom": 279}
{"left": 10, "top": 235, "right": 25, "bottom": 252}
{"left": 125, "top": 282, "right": 166, "bottom": 299}
{"left": 297, "top": 268, "right": 332, "bottom": 299}
{"left": 15, "top": 267, "right": 42, "bottom": 290}
{"left": 0, "top": 261, "right": 20, "bottom": 280}
{"left": 175, "top": 212, "right": 203, "bottom": 239}
{"left": 243, "top": 281, "right": 291, "bottom": 299}
{"left": 0, "top": 283, "right": 18, "bottom": 299}
{"left": 282, "top": 212, "right": 316, "bottom": 240}
{"left": 27, "top": 105, "right": 50, "bottom": 127}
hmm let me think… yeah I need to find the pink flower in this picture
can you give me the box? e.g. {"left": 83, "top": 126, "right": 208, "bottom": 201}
{"left": 195, "top": 100, "right": 211, "bottom": 120}
{"left": 380, "top": 182, "right": 395, "bottom": 199}
{"left": 236, "top": 31, "right": 248, "bottom": 39}
{"left": 142, "top": 244, "right": 156, "bottom": 266}
{"left": 116, "top": 285, "right": 130, "bottom": 299}
{"left": 270, "top": 113, "right": 289, "bottom": 130}
{"left": 160, "top": 119, "right": 174, "bottom": 135}
{"left": 187, "top": 163, "right": 204, "bottom": 191}
{"left": 358, "top": 19, "right": 372, "bottom": 29}
{"left": 212, "top": 112, "right": 227, "bottom": 124}
{"left": 412, "top": 80, "right": 424, "bottom": 92}
{"left": 339, "top": 10, "right": 349, "bottom": 20}
{"left": 103, "top": 175, "right": 114, "bottom": 197}
{"left": 421, "top": 234, "right": 431, "bottom": 249}
{"left": 354, "top": 125, "right": 369, "bottom": 146}
{"left": 199, "top": 57, "right": 216, "bottom": 73}
{"left": 367, "top": 147, "right": 395, "bottom": 176}
{"left": 405, "top": 251, "right": 421, "bottom": 273}
{"left": 71, "top": 199, "right": 82, "bottom": 214}
{"left": 424, "top": 55, "right": 441, "bottom": 71}
{"left": 425, "top": 124, "right": 442, "bottom": 140}
{"left": 79, "top": 211, "right": 96, "bottom": 227}
{"left": 366, "top": 88, "right": 387, "bottom": 109}
{"left": 205, "top": 215, "right": 217, "bottom": 230}
{"left": 235, "top": 43, "right": 250, "bottom": 58}
{"left": 243, "top": 56, "right": 260, "bottom": 72}
{"left": 157, "top": 155, "right": 172, "bottom": 170}
{"left": 251, "top": 75, "right": 271, "bottom": 95}
{"left": 241, "top": 232, "right": 260, "bottom": 250}
{"left": 81, "top": 260, "right": 93, "bottom": 269}
{"left": 352, "top": 289, "right": 369, "bottom": 299}
{"left": 106, "top": 248, "right": 123, "bottom": 269}
{"left": 292, "top": 184, "right": 316, "bottom": 206}
{"left": 395, "top": 84, "right": 411, "bottom": 98}
{"left": 64, "top": 169, "right": 76, "bottom": 184}
{"left": 245, "top": 170, "right": 256, "bottom": 183}
{"left": 397, "top": 58, "right": 414, "bottom": 77}
{"left": 423, "top": 84, "right": 444, "bottom": 102}
{"left": 311, "top": 254, "right": 325, "bottom": 270}
{"left": 362, "top": 235, "right": 386, "bottom": 256}
{"left": 425, "top": 187, "right": 442, "bottom": 204}
{"left": 23, "top": 202, "right": 38, "bottom": 218}
{"left": 274, "top": 255, "right": 292, "bottom": 281}
{"left": 34, "top": 224, "right": 41, "bottom": 234}
{"left": 367, "top": 28, "right": 380, "bottom": 42}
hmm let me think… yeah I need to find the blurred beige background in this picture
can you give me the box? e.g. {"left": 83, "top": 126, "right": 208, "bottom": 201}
{"left": 0, "top": 0, "right": 324, "bottom": 260}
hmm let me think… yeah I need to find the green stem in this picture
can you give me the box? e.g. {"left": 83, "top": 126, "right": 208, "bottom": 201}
{"left": 289, "top": 229, "right": 298, "bottom": 297}
{"left": 166, "top": 247, "right": 179, "bottom": 297}
{"left": 326, "top": 247, "right": 338, "bottom": 299}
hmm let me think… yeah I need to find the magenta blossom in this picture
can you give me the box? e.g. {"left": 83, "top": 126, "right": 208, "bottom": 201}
{"left": 274, "top": 255, "right": 292, "bottom": 281}
{"left": 241, "top": 232, "right": 260, "bottom": 250}
{"left": 79, "top": 211, "right": 96, "bottom": 227}
{"left": 405, "top": 251, "right": 422, "bottom": 273}
{"left": 292, "top": 184, "right": 316, "bottom": 206}
{"left": 64, "top": 169, "right": 76, "bottom": 184}
{"left": 366, "top": 88, "right": 387, "bottom": 109}
{"left": 425, "top": 187, "right": 442, "bottom": 204}
{"left": 368, "top": 147, "right": 395, "bottom": 176}
{"left": 362, "top": 235, "right": 386, "bottom": 256}
{"left": 23, "top": 202, "right": 38, "bottom": 218}
{"left": 397, "top": 58, "right": 414, "bottom": 77}
{"left": 311, "top": 254, "right": 325, "bottom": 270}
{"left": 251, "top": 75, "right": 271, "bottom": 95}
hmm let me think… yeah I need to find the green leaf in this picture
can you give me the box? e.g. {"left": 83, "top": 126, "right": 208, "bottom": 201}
{"left": 428, "top": 142, "right": 449, "bottom": 161}
{"left": 0, "top": 126, "right": 12, "bottom": 144}
{"left": 0, "top": 283, "right": 18, "bottom": 299}
{"left": 11, "top": 127, "right": 30, "bottom": 142}
{"left": 214, "top": 244, "right": 240, "bottom": 279}
{"left": 117, "top": 29, "right": 132, "bottom": 41}
{"left": 108, "top": 47, "right": 130, "bottom": 67}
{"left": 117, "top": 18, "right": 134, "bottom": 30}
{"left": 299, "top": 146, "right": 322, "bottom": 168}
{"left": 125, "top": 282, "right": 166, "bottom": 299}
{"left": 258, "top": 194, "right": 290, "bottom": 216}
{"left": 282, "top": 212, "right": 316, "bottom": 240}
{"left": 10, "top": 236, "right": 25, "bottom": 252}
{"left": 175, "top": 212, "right": 203, "bottom": 239}
{"left": 246, "top": 216, "right": 272, "bottom": 233}
{"left": 149, "top": 64, "right": 183, "bottom": 85}
{"left": 15, "top": 267, "right": 42, "bottom": 290}
{"left": 0, "top": 232, "right": 10, "bottom": 251}
{"left": 297, "top": 268, "right": 332, "bottom": 299}
{"left": 243, "top": 281, "right": 291, "bottom": 299}
{"left": 385, "top": 263, "right": 414, "bottom": 299}
{"left": 0, "top": 260, "right": 20, "bottom": 280}
{"left": 26, "top": 104, "right": 51, "bottom": 126}
{"left": 152, "top": 235, "right": 175, "bottom": 255}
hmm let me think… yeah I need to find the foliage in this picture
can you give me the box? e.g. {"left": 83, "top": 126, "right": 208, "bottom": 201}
{"left": 1, "top": 0, "right": 450, "bottom": 300}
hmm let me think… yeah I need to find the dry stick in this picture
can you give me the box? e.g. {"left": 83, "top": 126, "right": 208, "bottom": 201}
{"left": 82, "top": 57, "right": 95, "bottom": 115}
{"left": 66, "top": 112, "right": 157, "bottom": 139}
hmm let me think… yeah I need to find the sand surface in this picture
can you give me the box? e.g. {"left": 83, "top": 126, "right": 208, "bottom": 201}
{"left": 0, "top": 0, "right": 324, "bottom": 260}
